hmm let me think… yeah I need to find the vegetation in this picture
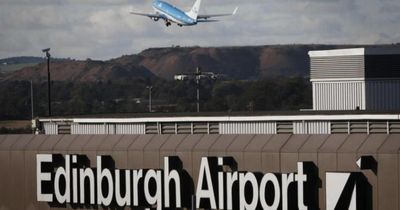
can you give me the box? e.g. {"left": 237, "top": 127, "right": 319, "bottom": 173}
{"left": 0, "top": 56, "right": 45, "bottom": 74}
{"left": 0, "top": 56, "right": 45, "bottom": 64}
{"left": 0, "top": 77, "right": 311, "bottom": 120}
{"left": 0, "top": 56, "right": 68, "bottom": 75}
{"left": 0, "top": 120, "right": 32, "bottom": 134}
{"left": 0, "top": 126, "right": 32, "bottom": 134}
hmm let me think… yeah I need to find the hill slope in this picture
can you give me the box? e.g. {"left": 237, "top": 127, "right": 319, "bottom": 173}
{"left": 113, "top": 45, "right": 365, "bottom": 80}
{"left": 0, "top": 56, "right": 45, "bottom": 74}
{"left": 4, "top": 59, "right": 155, "bottom": 82}
{"left": 5, "top": 44, "right": 396, "bottom": 82}
{"left": 0, "top": 56, "right": 45, "bottom": 65}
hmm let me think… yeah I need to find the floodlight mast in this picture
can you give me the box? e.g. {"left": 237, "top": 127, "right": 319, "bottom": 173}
{"left": 42, "top": 48, "right": 51, "bottom": 116}
{"left": 174, "top": 67, "right": 220, "bottom": 113}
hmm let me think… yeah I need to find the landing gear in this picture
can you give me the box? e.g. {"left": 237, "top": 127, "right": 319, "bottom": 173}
{"left": 178, "top": 24, "right": 183, "bottom": 27}
{"left": 165, "top": 22, "right": 171, "bottom": 27}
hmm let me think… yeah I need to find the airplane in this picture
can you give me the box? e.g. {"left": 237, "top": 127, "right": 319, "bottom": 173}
{"left": 130, "top": 0, "right": 238, "bottom": 27}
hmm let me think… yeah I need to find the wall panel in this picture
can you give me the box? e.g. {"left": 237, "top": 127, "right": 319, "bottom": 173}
{"left": 0, "top": 134, "right": 398, "bottom": 210}
{"left": 366, "top": 80, "right": 400, "bottom": 111}
{"left": 310, "top": 55, "right": 365, "bottom": 79}
{"left": 220, "top": 122, "right": 276, "bottom": 134}
{"left": 313, "top": 81, "right": 365, "bottom": 111}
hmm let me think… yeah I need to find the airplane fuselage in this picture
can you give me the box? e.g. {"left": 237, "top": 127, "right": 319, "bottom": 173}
{"left": 152, "top": 1, "right": 197, "bottom": 26}
{"left": 130, "top": 0, "right": 236, "bottom": 27}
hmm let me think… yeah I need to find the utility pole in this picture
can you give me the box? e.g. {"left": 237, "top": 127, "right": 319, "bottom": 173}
{"left": 30, "top": 80, "right": 34, "bottom": 119}
{"left": 195, "top": 67, "right": 201, "bottom": 113}
{"left": 42, "top": 48, "right": 51, "bottom": 116}
{"left": 147, "top": 86, "right": 153, "bottom": 112}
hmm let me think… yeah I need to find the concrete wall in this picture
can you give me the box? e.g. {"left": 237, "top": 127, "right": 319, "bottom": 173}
{"left": 0, "top": 134, "right": 399, "bottom": 210}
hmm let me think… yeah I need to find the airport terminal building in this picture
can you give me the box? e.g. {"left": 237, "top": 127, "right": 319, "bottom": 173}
{"left": 1, "top": 47, "right": 400, "bottom": 210}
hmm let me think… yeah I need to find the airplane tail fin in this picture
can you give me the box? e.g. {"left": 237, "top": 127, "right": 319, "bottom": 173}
{"left": 186, "top": 0, "right": 201, "bottom": 20}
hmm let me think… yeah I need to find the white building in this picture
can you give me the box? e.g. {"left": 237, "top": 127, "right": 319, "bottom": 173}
{"left": 309, "top": 48, "right": 400, "bottom": 111}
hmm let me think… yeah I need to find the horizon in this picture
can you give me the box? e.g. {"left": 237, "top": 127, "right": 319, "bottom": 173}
{"left": 2, "top": 43, "right": 400, "bottom": 61}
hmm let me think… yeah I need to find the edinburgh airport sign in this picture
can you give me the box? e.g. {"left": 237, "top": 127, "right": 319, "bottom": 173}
{"left": 36, "top": 154, "right": 371, "bottom": 210}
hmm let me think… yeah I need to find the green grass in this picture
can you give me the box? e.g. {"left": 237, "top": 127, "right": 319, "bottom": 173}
{"left": 0, "top": 63, "right": 39, "bottom": 74}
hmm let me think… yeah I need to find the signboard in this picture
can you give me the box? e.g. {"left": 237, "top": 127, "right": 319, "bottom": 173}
{"left": 37, "top": 154, "right": 373, "bottom": 210}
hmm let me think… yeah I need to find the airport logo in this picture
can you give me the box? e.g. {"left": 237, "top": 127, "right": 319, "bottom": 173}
{"left": 326, "top": 156, "right": 375, "bottom": 210}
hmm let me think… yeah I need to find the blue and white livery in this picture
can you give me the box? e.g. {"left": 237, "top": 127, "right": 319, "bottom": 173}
{"left": 130, "top": 0, "right": 238, "bottom": 27}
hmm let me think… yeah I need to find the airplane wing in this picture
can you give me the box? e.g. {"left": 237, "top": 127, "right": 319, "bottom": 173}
{"left": 197, "top": 7, "right": 238, "bottom": 19}
{"left": 196, "top": 19, "right": 219, "bottom": 23}
{"left": 130, "top": 11, "right": 165, "bottom": 19}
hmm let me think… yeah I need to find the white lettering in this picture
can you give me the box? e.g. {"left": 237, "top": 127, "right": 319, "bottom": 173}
{"left": 115, "top": 169, "right": 131, "bottom": 206}
{"left": 164, "top": 157, "right": 181, "bottom": 208}
{"left": 36, "top": 154, "right": 53, "bottom": 202}
{"left": 218, "top": 157, "right": 224, "bottom": 209}
{"left": 72, "top": 155, "right": 78, "bottom": 203}
{"left": 79, "top": 167, "right": 95, "bottom": 204}
{"left": 226, "top": 172, "right": 238, "bottom": 210}
{"left": 281, "top": 173, "right": 295, "bottom": 210}
{"left": 239, "top": 172, "right": 258, "bottom": 210}
{"left": 132, "top": 169, "right": 143, "bottom": 206}
{"left": 296, "top": 162, "right": 308, "bottom": 210}
{"left": 54, "top": 154, "right": 70, "bottom": 203}
{"left": 35, "top": 154, "right": 312, "bottom": 210}
{"left": 144, "top": 169, "right": 162, "bottom": 210}
{"left": 97, "top": 156, "right": 114, "bottom": 206}
{"left": 196, "top": 157, "right": 217, "bottom": 209}
{"left": 260, "top": 173, "right": 280, "bottom": 210}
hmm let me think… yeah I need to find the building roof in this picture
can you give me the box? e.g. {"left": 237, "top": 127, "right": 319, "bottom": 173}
{"left": 37, "top": 111, "right": 400, "bottom": 124}
{"left": 309, "top": 47, "right": 400, "bottom": 57}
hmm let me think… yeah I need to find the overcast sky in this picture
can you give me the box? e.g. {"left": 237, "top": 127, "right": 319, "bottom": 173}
{"left": 1, "top": 0, "right": 399, "bottom": 60}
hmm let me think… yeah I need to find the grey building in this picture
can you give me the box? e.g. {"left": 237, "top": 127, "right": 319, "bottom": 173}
{"left": 309, "top": 48, "right": 400, "bottom": 111}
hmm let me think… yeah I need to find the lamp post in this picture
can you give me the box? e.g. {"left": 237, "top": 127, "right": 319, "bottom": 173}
{"left": 146, "top": 86, "right": 153, "bottom": 112}
{"left": 42, "top": 48, "right": 51, "bottom": 116}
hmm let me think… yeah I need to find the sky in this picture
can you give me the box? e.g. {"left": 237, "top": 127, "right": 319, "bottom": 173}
{"left": 1, "top": 0, "right": 400, "bottom": 60}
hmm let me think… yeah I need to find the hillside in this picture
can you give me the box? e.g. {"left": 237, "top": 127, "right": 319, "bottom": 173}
{"left": 103, "top": 44, "right": 379, "bottom": 79}
{"left": 113, "top": 45, "right": 344, "bottom": 79}
{"left": 4, "top": 44, "right": 397, "bottom": 82}
{"left": 4, "top": 59, "right": 155, "bottom": 82}
{"left": 0, "top": 56, "right": 45, "bottom": 74}
{"left": 0, "top": 56, "right": 45, "bottom": 65}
